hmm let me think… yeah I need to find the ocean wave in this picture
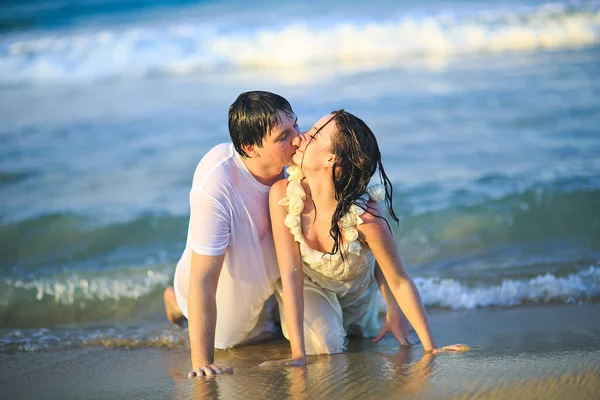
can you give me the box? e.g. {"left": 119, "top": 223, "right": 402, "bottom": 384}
{"left": 2, "top": 181, "right": 598, "bottom": 276}
{"left": 1, "top": 3, "right": 599, "bottom": 84}
{"left": 0, "top": 266, "right": 172, "bottom": 328}
{"left": 415, "top": 266, "right": 600, "bottom": 309}
{"left": 6, "top": 269, "right": 170, "bottom": 303}
{"left": 1, "top": 266, "right": 598, "bottom": 352}
{"left": 1, "top": 261, "right": 598, "bottom": 331}
{"left": 1, "top": 179, "right": 598, "bottom": 329}
{"left": 373, "top": 266, "right": 600, "bottom": 313}
{"left": 0, "top": 213, "right": 186, "bottom": 273}
{"left": 395, "top": 182, "right": 600, "bottom": 267}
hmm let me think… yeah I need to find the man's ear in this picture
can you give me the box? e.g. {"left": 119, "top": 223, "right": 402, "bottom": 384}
{"left": 242, "top": 144, "right": 261, "bottom": 158}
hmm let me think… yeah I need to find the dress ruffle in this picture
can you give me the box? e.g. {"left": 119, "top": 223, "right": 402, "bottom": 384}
{"left": 279, "top": 166, "right": 383, "bottom": 281}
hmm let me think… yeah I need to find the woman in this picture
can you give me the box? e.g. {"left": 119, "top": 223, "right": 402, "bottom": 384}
{"left": 267, "top": 110, "right": 466, "bottom": 365}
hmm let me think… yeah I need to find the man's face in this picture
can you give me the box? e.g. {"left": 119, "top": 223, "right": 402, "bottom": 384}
{"left": 257, "top": 110, "right": 300, "bottom": 168}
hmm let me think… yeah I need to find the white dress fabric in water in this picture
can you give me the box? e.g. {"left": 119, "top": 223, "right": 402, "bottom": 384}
{"left": 275, "top": 166, "right": 384, "bottom": 355}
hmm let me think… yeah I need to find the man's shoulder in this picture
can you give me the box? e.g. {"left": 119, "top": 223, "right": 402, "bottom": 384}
{"left": 192, "top": 143, "right": 235, "bottom": 184}
{"left": 200, "top": 143, "right": 234, "bottom": 167}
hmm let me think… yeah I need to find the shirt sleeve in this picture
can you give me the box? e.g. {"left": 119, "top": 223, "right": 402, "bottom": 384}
{"left": 188, "top": 187, "right": 230, "bottom": 256}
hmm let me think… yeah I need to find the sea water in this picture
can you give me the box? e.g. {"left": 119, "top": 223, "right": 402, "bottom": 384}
{"left": 1, "top": 0, "right": 599, "bottom": 352}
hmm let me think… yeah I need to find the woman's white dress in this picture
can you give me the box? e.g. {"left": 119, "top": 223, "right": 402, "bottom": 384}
{"left": 275, "top": 166, "right": 384, "bottom": 354}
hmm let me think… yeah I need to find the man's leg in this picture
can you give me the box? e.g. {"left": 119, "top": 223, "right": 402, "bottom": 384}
{"left": 163, "top": 286, "right": 186, "bottom": 327}
{"left": 212, "top": 273, "right": 279, "bottom": 348}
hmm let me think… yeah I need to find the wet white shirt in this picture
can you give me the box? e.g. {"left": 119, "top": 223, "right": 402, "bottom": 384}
{"left": 173, "top": 143, "right": 280, "bottom": 348}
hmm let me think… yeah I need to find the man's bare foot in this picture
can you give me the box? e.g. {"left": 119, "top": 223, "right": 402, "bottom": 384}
{"left": 164, "top": 286, "right": 186, "bottom": 327}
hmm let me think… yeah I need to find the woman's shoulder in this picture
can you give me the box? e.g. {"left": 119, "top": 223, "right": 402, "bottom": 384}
{"left": 269, "top": 178, "right": 288, "bottom": 202}
{"left": 271, "top": 177, "right": 288, "bottom": 192}
{"left": 355, "top": 202, "right": 392, "bottom": 234}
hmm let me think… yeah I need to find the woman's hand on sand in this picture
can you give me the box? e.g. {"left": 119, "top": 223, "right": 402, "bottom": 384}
{"left": 372, "top": 311, "right": 413, "bottom": 346}
{"left": 188, "top": 364, "right": 233, "bottom": 378}
{"left": 257, "top": 357, "right": 306, "bottom": 368}
{"left": 428, "top": 344, "right": 470, "bottom": 354}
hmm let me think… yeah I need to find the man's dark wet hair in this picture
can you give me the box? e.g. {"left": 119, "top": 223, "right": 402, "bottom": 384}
{"left": 228, "top": 91, "right": 295, "bottom": 158}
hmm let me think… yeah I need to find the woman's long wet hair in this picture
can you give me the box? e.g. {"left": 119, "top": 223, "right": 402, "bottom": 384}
{"left": 327, "top": 110, "right": 399, "bottom": 256}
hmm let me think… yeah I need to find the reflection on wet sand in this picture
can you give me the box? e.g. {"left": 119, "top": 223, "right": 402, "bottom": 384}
{"left": 377, "top": 349, "right": 435, "bottom": 396}
{"left": 164, "top": 340, "right": 437, "bottom": 399}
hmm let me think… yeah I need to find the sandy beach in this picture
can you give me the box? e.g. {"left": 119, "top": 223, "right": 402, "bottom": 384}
{"left": 2, "top": 303, "right": 599, "bottom": 400}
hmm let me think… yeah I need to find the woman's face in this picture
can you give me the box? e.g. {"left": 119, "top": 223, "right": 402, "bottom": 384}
{"left": 292, "top": 114, "right": 337, "bottom": 170}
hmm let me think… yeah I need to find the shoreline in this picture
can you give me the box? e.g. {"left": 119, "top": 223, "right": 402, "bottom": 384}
{"left": 1, "top": 303, "right": 599, "bottom": 399}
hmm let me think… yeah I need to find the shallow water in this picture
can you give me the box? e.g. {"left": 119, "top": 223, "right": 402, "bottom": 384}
{"left": 2, "top": 304, "right": 599, "bottom": 399}
{"left": 1, "top": 0, "right": 600, "bottom": 350}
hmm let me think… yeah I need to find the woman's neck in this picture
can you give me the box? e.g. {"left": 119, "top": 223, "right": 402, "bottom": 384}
{"left": 303, "top": 170, "right": 337, "bottom": 213}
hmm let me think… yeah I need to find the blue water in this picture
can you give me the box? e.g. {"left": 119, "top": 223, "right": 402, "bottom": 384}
{"left": 1, "top": 0, "right": 599, "bottom": 352}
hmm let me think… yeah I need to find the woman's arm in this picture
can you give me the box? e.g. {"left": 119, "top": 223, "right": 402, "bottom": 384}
{"left": 269, "top": 179, "right": 306, "bottom": 362}
{"left": 372, "top": 263, "right": 413, "bottom": 345}
{"left": 359, "top": 204, "right": 436, "bottom": 351}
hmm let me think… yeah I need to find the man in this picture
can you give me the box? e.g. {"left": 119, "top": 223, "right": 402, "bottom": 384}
{"left": 163, "top": 91, "right": 300, "bottom": 377}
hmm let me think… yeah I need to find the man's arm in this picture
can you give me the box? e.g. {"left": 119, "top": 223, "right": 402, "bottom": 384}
{"left": 187, "top": 251, "right": 232, "bottom": 377}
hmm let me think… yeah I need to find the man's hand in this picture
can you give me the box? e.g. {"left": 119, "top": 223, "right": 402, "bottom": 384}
{"left": 372, "top": 311, "right": 413, "bottom": 346}
{"left": 188, "top": 364, "right": 233, "bottom": 378}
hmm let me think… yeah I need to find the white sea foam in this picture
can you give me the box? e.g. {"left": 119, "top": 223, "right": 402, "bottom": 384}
{"left": 379, "top": 266, "right": 600, "bottom": 311}
{"left": 4, "top": 265, "right": 598, "bottom": 311}
{"left": 1, "top": 4, "right": 598, "bottom": 84}
{"left": 3, "top": 268, "right": 171, "bottom": 305}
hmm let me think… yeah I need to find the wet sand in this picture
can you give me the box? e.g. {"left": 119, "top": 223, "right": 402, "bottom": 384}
{"left": 1, "top": 303, "right": 599, "bottom": 399}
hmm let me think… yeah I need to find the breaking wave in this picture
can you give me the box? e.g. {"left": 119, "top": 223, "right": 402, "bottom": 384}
{"left": 1, "top": 3, "right": 599, "bottom": 84}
